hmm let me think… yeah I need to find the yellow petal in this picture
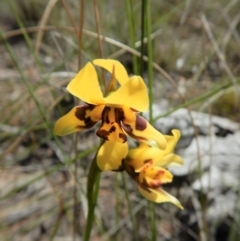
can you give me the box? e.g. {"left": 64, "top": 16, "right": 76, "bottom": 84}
{"left": 121, "top": 106, "right": 136, "bottom": 125}
{"left": 163, "top": 129, "right": 181, "bottom": 155}
{"left": 139, "top": 166, "right": 173, "bottom": 187}
{"left": 105, "top": 76, "right": 149, "bottom": 112}
{"left": 93, "top": 59, "right": 129, "bottom": 85}
{"left": 54, "top": 106, "right": 97, "bottom": 136}
{"left": 138, "top": 186, "right": 183, "bottom": 209}
{"left": 66, "top": 62, "right": 105, "bottom": 105}
{"left": 123, "top": 116, "right": 167, "bottom": 150}
{"left": 90, "top": 105, "right": 105, "bottom": 121}
{"left": 97, "top": 141, "right": 128, "bottom": 171}
{"left": 155, "top": 153, "right": 184, "bottom": 167}
{"left": 126, "top": 145, "right": 163, "bottom": 172}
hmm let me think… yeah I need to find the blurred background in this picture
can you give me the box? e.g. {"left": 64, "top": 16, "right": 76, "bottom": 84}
{"left": 0, "top": 0, "right": 240, "bottom": 240}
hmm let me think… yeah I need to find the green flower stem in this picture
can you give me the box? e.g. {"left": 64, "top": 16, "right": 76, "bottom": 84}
{"left": 140, "top": 0, "right": 146, "bottom": 77}
{"left": 125, "top": 0, "right": 138, "bottom": 74}
{"left": 146, "top": 0, "right": 153, "bottom": 125}
{"left": 146, "top": 1, "right": 156, "bottom": 240}
{"left": 122, "top": 173, "right": 139, "bottom": 241}
{"left": 84, "top": 153, "right": 101, "bottom": 241}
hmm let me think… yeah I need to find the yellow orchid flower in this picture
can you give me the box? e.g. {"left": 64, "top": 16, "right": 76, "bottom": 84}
{"left": 54, "top": 59, "right": 167, "bottom": 150}
{"left": 124, "top": 129, "right": 184, "bottom": 209}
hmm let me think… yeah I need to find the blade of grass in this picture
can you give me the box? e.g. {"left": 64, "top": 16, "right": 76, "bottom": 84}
{"left": 139, "top": 0, "right": 146, "bottom": 77}
{"left": 122, "top": 172, "right": 139, "bottom": 241}
{"left": 0, "top": 147, "right": 97, "bottom": 202}
{"left": 146, "top": 1, "right": 156, "bottom": 240}
{"left": 153, "top": 77, "right": 240, "bottom": 121}
{"left": 125, "top": 0, "right": 138, "bottom": 74}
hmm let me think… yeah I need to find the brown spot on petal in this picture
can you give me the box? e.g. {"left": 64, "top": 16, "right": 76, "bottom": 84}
{"left": 121, "top": 123, "right": 132, "bottom": 132}
{"left": 96, "top": 125, "right": 117, "bottom": 140}
{"left": 139, "top": 181, "right": 151, "bottom": 192}
{"left": 148, "top": 180, "right": 162, "bottom": 188}
{"left": 119, "top": 133, "right": 127, "bottom": 142}
{"left": 143, "top": 159, "right": 152, "bottom": 164}
{"left": 104, "top": 106, "right": 111, "bottom": 124}
{"left": 122, "top": 123, "right": 147, "bottom": 142}
{"left": 75, "top": 105, "right": 94, "bottom": 123}
{"left": 130, "top": 108, "right": 138, "bottom": 112}
{"left": 125, "top": 162, "right": 139, "bottom": 181}
{"left": 155, "top": 170, "right": 165, "bottom": 178}
{"left": 115, "top": 108, "right": 124, "bottom": 122}
{"left": 109, "top": 126, "right": 116, "bottom": 133}
{"left": 135, "top": 115, "right": 147, "bottom": 131}
{"left": 75, "top": 105, "right": 96, "bottom": 129}
{"left": 96, "top": 129, "right": 109, "bottom": 140}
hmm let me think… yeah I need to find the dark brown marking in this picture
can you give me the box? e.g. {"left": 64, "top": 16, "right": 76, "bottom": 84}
{"left": 124, "top": 162, "right": 139, "bottom": 181}
{"left": 121, "top": 123, "right": 132, "bottom": 132}
{"left": 96, "top": 129, "right": 109, "bottom": 140}
{"left": 143, "top": 159, "right": 152, "bottom": 164}
{"left": 119, "top": 133, "right": 127, "bottom": 143}
{"left": 115, "top": 108, "right": 125, "bottom": 122}
{"left": 122, "top": 123, "right": 147, "bottom": 141}
{"left": 75, "top": 105, "right": 97, "bottom": 128}
{"left": 135, "top": 115, "right": 147, "bottom": 131}
{"left": 139, "top": 181, "right": 152, "bottom": 192}
{"left": 109, "top": 126, "right": 116, "bottom": 133}
{"left": 75, "top": 105, "right": 89, "bottom": 120}
{"left": 102, "top": 106, "right": 111, "bottom": 124}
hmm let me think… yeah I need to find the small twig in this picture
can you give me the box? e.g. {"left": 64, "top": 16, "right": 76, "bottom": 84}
{"left": 200, "top": 13, "right": 238, "bottom": 87}
{"left": 188, "top": 187, "right": 207, "bottom": 241}
{"left": 101, "top": 200, "right": 146, "bottom": 240}
{"left": 93, "top": 0, "right": 106, "bottom": 89}
{"left": 35, "top": 0, "right": 59, "bottom": 53}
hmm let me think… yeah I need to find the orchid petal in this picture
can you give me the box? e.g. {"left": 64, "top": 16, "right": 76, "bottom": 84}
{"left": 126, "top": 145, "right": 162, "bottom": 172}
{"left": 138, "top": 186, "right": 183, "bottom": 209}
{"left": 97, "top": 141, "right": 128, "bottom": 171}
{"left": 54, "top": 105, "right": 97, "bottom": 136}
{"left": 93, "top": 59, "right": 129, "bottom": 85}
{"left": 121, "top": 106, "right": 136, "bottom": 125}
{"left": 139, "top": 167, "right": 173, "bottom": 187}
{"left": 155, "top": 153, "right": 184, "bottom": 167}
{"left": 122, "top": 116, "right": 167, "bottom": 150}
{"left": 105, "top": 76, "right": 149, "bottom": 112}
{"left": 163, "top": 129, "right": 181, "bottom": 155}
{"left": 66, "top": 62, "right": 105, "bottom": 105}
{"left": 89, "top": 105, "right": 105, "bottom": 121}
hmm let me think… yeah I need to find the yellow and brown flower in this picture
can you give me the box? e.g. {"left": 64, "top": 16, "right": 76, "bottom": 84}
{"left": 124, "top": 129, "right": 184, "bottom": 209}
{"left": 54, "top": 59, "right": 166, "bottom": 149}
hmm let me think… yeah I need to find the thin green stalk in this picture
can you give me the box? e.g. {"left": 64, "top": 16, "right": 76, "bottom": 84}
{"left": 140, "top": 0, "right": 146, "bottom": 77}
{"left": 146, "top": 1, "right": 156, "bottom": 240}
{"left": 148, "top": 201, "right": 157, "bottom": 241}
{"left": 146, "top": 0, "right": 153, "bottom": 124}
{"left": 125, "top": 0, "right": 138, "bottom": 74}
{"left": 121, "top": 172, "right": 139, "bottom": 241}
{"left": 113, "top": 173, "right": 121, "bottom": 241}
{"left": 83, "top": 153, "right": 101, "bottom": 241}
{"left": 153, "top": 78, "right": 240, "bottom": 121}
